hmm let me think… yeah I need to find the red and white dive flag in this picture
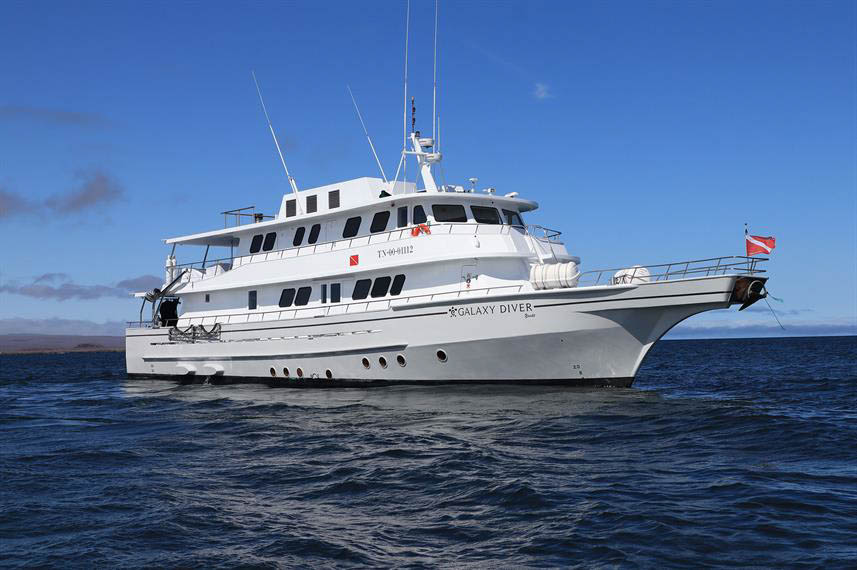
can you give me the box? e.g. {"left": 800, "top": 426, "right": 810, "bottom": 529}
{"left": 745, "top": 229, "right": 776, "bottom": 256}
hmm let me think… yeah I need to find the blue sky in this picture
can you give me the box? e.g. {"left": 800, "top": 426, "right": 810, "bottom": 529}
{"left": 1, "top": 0, "right": 855, "bottom": 338}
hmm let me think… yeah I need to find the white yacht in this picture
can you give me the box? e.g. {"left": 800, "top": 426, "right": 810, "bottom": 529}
{"left": 126, "top": 117, "right": 770, "bottom": 386}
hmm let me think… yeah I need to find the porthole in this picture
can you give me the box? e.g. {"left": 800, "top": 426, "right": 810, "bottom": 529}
{"left": 436, "top": 349, "right": 448, "bottom": 363}
{"left": 379, "top": 356, "right": 388, "bottom": 369}
{"left": 361, "top": 357, "right": 370, "bottom": 369}
{"left": 283, "top": 367, "right": 289, "bottom": 377}
{"left": 325, "top": 369, "right": 333, "bottom": 380}
{"left": 269, "top": 367, "right": 276, "bottom": 377}
{"left": 397, "top": 354, "right": 406, "bottom": 367}
{"left": 296, "top": 367, "right": 304, "bottom": 378}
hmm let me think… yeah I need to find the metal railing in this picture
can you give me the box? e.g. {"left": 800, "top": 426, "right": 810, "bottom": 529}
{"left": 220, "top": 206, "right": 274, "bottom": 228}
{"left": 578, "top": 256, "right": 768, "bottom": 287}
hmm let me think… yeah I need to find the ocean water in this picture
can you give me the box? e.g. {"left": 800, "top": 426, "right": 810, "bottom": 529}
{"left": 1, "top": 336, "right": 855, "bottom": 568}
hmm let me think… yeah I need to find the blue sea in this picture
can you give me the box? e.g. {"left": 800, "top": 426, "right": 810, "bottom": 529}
{"left": 1, "top": 336, "right": 855, "bottom": 568}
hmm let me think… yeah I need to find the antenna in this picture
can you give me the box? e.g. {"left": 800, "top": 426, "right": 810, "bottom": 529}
{"left": 347, "top": 85, "right": 387, "bottom": 182}
{"left": 432, "top": 0, "right": 438, "bottom": 142}
{"left": 251, "top": 70, "right": 302, "bottom": 214}
{"left": 392, "top": 0, "right": 410, "bottom": 187}
{"left": 411, "top": 96, "right": 416, "bottom": 133}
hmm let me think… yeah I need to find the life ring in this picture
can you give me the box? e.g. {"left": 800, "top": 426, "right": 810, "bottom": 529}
{"left": 411, "top": 223, "right": 431, "bottom": 237}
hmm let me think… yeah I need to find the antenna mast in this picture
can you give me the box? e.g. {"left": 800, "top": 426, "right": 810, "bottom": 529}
{"left": 392, "top": 0, "right": 410, "bottom": 187}
{"left": 251, "top": 70, "right": 302, "bottom": 214}
{"left": 347, "top": 85, "right": 387, "bottom": 183}
{"left": 432, "top": 0, "right": 438, "bottom": 142}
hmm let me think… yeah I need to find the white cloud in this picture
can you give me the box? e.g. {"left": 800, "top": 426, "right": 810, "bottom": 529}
{"left": 533, "top": 82, "right": 553, "bottom": 100}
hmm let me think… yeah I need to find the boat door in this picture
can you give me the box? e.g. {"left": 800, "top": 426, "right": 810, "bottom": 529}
{"left": 460, "top": 264, "right": 477, "bottom": 292}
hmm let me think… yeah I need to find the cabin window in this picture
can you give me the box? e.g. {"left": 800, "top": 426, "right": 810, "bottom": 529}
{"left": 329, "top": 190, "right": 340, "bottom": 209}
{"left": 248, "top": 290, "right": 257, "bottom": 310}
{"left": 397, "top": 206, "right": 408, "bottom": 228}
{"left": 331, "top": 283, "right": 341, "bottom": 303}
{"left": 502, "top": 209, "right": 524, "bottom": 226}
{"left": 321, "top": 284, "right": 327, "bottom": 304}
{"left": 370, "top": 276, "right": 392, "bottom": 298}
{"left": 286, "top": 199, "right": 297, "bottom": 217}
{"left": 279, "top": 288, "right": 296, "bottom": 307}
{"left": 262, "top": 231, "right": 277, "bottom": 251}
{"left": 413, "top": 205, "right": 427, "bottom": 224}
{"left": 471, "top": 206, "right": 501, "bottom": 225}
{"left": 295, "top": 286, "right": 312, "bottom": 306}
{"left": 306, "top": 195, "right": 317, "bottom": 214}
{"left": 370, "top": 211, "right": 390, "bottom": 233}
{"left": 205, "top": 294, "right": 210, "bottom": 303}
{"left": 249, "top": 234, "right": 264, "bottom": 253}
{"left": 432, "top": 204, "right": 468, "bottom": 223}
{"left": 308, "top": 223, "right": 321, "bottom": 244}
{"left": 293, "top": 226, "right": 306, "bottom": 247}
{"left": 343, "top": 216, "right": 362, "bottom": 238}
{"left": 352, "top": 278, "right": 371, "bottom": 300}
{"left": 390, "top": 274, "right": 406, "bottom": 296}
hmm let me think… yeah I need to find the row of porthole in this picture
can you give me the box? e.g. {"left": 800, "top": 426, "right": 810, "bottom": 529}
{"left": 361, "top": 350, "right": 447, "bottom": 370}
{"left": 270, "top": 367, "right": 334, "bottom": 380}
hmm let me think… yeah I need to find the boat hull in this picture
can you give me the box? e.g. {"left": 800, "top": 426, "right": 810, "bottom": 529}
{"left": 126, "top": 275, "right": 739, "bottom": 387}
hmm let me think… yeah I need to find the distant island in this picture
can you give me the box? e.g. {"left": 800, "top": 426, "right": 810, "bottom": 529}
{"left": 0, "top": 334, "right": 124, "bottom": 354}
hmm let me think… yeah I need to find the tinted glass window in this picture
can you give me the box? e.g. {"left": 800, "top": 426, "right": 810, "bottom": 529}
{"left": 249, "top": 234, "right": 263, "bottom": 253}
{"left": 293, "top": 227, "right": 306, "bottom": 247}
{"left": 286, "top": 199, "right": 296, "bottom": 217}
{"left": 471, "top": 206, "right": 501, "bottom": 224}
{"left": 352, "top": 279, "right": 371, "bottom": 300}
{"left": 329, "top": 190, "right": 340, "bottom": 209}
{"left": 413, "top": 205, "right": 427, "bottom": 224}
{"left": 371, "top": 276, "right": 392, "bottom": 298}
{"left": 432, "top": 204, "right": 468, "bottom": 222}
{"left": 306, "top": 195, "right": 317, "bottom": 213}
{"left": 502, "top": 209, "right": 524, "bottom": 226}
{"left": 390, "top": 274, "right": 406, "bottom": 296}
{"left": 279, "top": 288, "right": 296, "bottom": 307}
{"left": 295, "top": 286, "right": 312, "bottom": 306}
{"left": 343, "top": 216, "right": 361, "bottom": 238}
{"left": 262, "top": 232, "right": 277, "bottom": 251}
{"left": 321, "top": 284, "right": 327, "bottom": 304}
{"left": 370, "top": 211, "right": 390, "bottom": 233}
{"left": 248, "top": 290, "right": 257, "bottom": 310}
{"left": 331, "top": 283, "right": 341, "bottom": 303}
{"left": 397, "top": 206, "right": 408, "bottom": 228}
{"left": 308, "top": 224, "right": 321, "bottom": 244}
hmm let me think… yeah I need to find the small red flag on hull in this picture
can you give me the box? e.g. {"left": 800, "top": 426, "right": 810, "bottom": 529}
{"left": 349, "top": 254, "right": 359, "bottom": 266}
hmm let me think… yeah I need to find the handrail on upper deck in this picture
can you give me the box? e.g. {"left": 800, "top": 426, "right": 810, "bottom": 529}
{"left": 578, "top": 255, "right": 768, "bottom": 286}
{"left": 220, "top": 206, "right": 275, "bottom": 228}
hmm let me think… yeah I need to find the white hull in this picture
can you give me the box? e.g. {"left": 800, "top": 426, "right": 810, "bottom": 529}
{"left": 126, "top": 275, "right": 739, "bottom": 387}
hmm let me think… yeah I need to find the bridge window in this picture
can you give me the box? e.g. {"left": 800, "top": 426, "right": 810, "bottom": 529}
{"left": 331, "top": 283, "right": 341, "bottom": 303}
{"left": 471, "top": 206, "right": 501, "bottom": 224}
{"left": 370, "top": 211, "right": 390, "bottom": 233}
{"left": 329, "top": 190, "right": 340, "bottom": 209}
{"left": 502, "top": 209, "right": 524, "bottom": 226}
{"left": 371, "top": 276, "right": 391, "bottom": 298}
{"left": 397, "top": 206, "right": 408, "bottom": 228}
{"left": 248, "top": 290, "right": 257, "bottom": 310}
{"left": 295, "top": 286, "right": 312, "bottom": 306}
{"left": 249, "top": 234, "right": 263, "bottom": 253}
{"left": 343, "top": 216, "right": 361, "bottom": 238}
{"left": 390, "top": 274, "right": 406, "bottom": 296}
{"left": 262, "top": 232, "right": 277, "bottom": 251}
{"left": 432, "top": 204, "right": 467, "bottom": 223}
{"left": 306, "top": 195, "right": 317, "bottom": 214}
{"left": 308, "top": 223, "right": 321, "bottom": 244}
{"left": 279, "top": 288, "right": 296, "bottom": 307}
{"left": 293, "top": 226, "right": 306, "bottom": 247}
{"left": 286, "top": 199, "right": 296, "bottom": 217}
{"left": 321, "top": 284, "right": 327, "bottom": 304}
{"left": 413, "top": 205, "right": 427, "bottom": 224}
{"left": 352, "top": 278, "right": 371, "bottom": 300}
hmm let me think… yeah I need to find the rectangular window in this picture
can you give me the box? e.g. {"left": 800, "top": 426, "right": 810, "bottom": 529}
{"left": 249, "top": 234, "right": 264, "bottom": 253}
{"left": 286, "top": 199, "right": 297, "bottom": 217}
{"left": 432, "top": 204, "right": 468, "bottom": 222}
{"left": 343, "top": 216, "right": 362, "bottom": 238}
{"left": 413, "top": 205, "right": 427, "bottom": 224}
{"left": 331, "top": 283, "right": 341, "bottom": 303}
{"left": 397, "top": 206, "right": 408, "bottom": 228}
{"left": 262, "top": 231, "right": 277, "bottom": 251}
{"left": 390, "top": 274, "right": 406, "bottom": 296}
{"left": 352, "top": 278, "right": 371, "bottom": 300}
{"left": 371, "top": 276, "right": 392, "bottom": 298}
{"left": 502, "top": 209, "right": 524, "bottom": 226}
{"left": 248, "top": 290, "right": 257, "bottom": 310}
{"left": 370, "top": 211, "right": 390, "bottom": 233}
{"left": 471, "top": 206, "right": 501, "bottom": 224}
{"left": 294, "top": 286, "right": 312, "bottom": 306}
{"left": 306, "top": 195, "right": 317, "bottom": 213}
{"left": 321, "top": 284, "right": 327, "bottom": 304}
{"left": 329, "top": 190, "right": 340, "bottom": 209}
{"left": 205, "top": 294, "right": 210, "bottom": 303}
{"left": 279, "top": 288, "right": 296, "bottom": 307}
